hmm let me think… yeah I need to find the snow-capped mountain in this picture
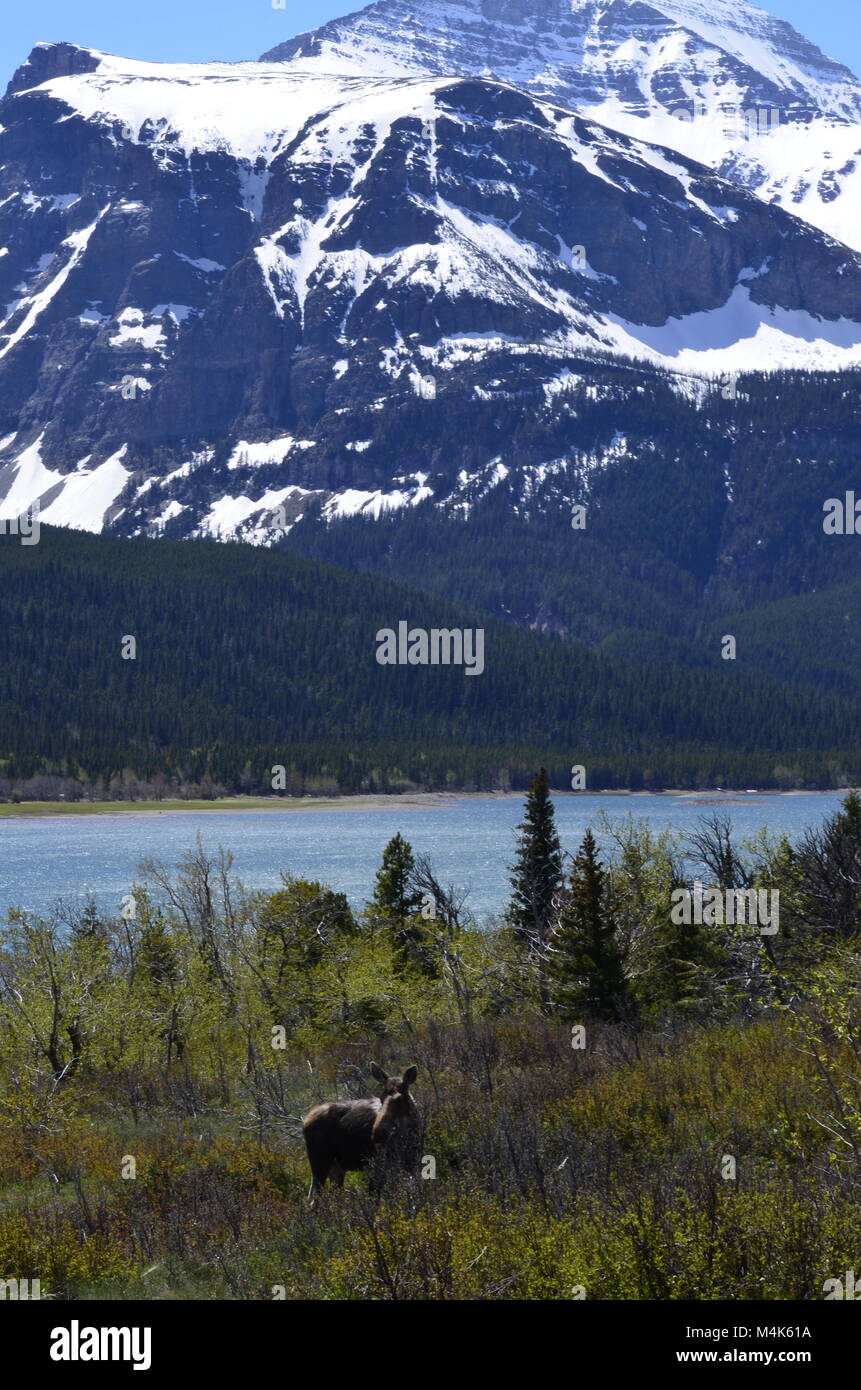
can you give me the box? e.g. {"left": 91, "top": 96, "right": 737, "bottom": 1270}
{"left": 263, "top": 0, "right": 861, "bottom": 250}
{"left": 1, "top": 11, "right": 860, "bottom": 541}
{"left": 263, "top": 0, "right": 860, "bottom": 119}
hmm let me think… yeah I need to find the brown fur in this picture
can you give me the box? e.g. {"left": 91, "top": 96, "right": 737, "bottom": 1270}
{"left": 303, "top": 1063, "right": 419, "bottom": 1202}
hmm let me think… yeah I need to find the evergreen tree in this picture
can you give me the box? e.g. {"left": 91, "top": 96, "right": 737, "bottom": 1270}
{"left": 645, "top": 866, "right": 718, "bottom": 1017}
{"left": 68, "top": 897, "right": 108, "bottom": 941}
{"left": 135, "top": 889, "right": 184, "bottom": 1065}
{"left": 507, "top": 768, "right": 563, "bottom": 950}
{"left": 797, "top": 789, "right": 861, "bottom": 936}
{"left": 372, "top": 833, "right": 422, "bottom": 919}
{"left": 548, "top": 829, "right": 628, "bottom": 1022}
{"left": 138, "top": 894, "right": 179, "bottom": 992}
{"left": 370, "top": 833, "right": 427, "bottom": 970}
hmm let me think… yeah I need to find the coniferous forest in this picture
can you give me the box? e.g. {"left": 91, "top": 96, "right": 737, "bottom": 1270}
{"left": 2, "top": 518, "right": 861, "bottom": 801}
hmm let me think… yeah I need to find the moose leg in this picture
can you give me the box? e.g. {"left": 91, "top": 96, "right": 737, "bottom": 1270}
{"left": 304, "top": 1133, "right": 331, "bottom": 1207}
{"left": 367, "top": 1150, "right": 388, "bottom": 1201}
{"left": 307, "top": 1166, "right": 329, "bottom": 1206}
{"left": 329, "top": 1161, "right": 345, "bottom": 1189}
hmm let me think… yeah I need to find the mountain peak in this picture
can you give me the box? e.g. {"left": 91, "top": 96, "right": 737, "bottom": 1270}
{"left": 260, "top": 0, "right": 861, "bottom": 121}
{"left": 5, "top": 42, "right": 101, "bottom": 99}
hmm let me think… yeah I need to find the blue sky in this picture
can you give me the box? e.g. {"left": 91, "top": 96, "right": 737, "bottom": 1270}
{"left": 1, "top": 1, "right": 858, "bottom": 79}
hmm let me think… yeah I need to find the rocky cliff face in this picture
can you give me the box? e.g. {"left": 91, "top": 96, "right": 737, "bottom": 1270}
{"left": 262, "top": 0, "right": 861, "bottom": 250}
{"left": 1, "top": 21, "right": 861, "bottom": 541}
{"left": 263, "top": 0, "right": 861, "bottom": 120}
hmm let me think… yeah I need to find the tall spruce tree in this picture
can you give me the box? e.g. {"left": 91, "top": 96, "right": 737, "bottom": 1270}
{"left": 508, "top": 768, "right": 564, "bottom": 950}
{"left": 796, "top": 788, "right": 861, "bottom": 936}
{"left": 548, "top": 829, "right": 628, "bottom": 1021}
{"left": 645, "top": 866, "right": 717, "bottom": 1017}
{"left": 372, "top": 833, "right": 422, "bottom": 919}
{"left": 370, "top": 832, "right": 427, "bottom": 970}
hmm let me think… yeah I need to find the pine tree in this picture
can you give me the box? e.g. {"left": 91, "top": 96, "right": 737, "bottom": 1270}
{"left": 370, "top": 833, "right": 427, "bottom": 970}
{"left": 372, "top": 833, "right": 422, "bottom": 919}
{"left": 797, "top": 788, "right": 861, "bottom": 935}
{"left": 138, "top": 897, "right": 179, "bottom": 993}
{"left": 134, "top": 889, "right": 184, "bottom": 1066}
{"left": 507, "top": 767, "right": 563, "bottom": 950}
{"left": 548, "top": 829, "right": 628, "bottom": 1021}
{"left": 646, "top": 866, "right": 717, "bottom": 1017}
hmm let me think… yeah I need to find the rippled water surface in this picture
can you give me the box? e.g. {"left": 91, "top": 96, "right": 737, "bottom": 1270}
{"left": 0, "top": 792, "right": 845, "bottom": 923}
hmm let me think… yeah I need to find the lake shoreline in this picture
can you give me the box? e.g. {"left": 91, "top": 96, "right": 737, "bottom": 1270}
{"left": 0, "top": 787, "right": 847, "bottom": 819}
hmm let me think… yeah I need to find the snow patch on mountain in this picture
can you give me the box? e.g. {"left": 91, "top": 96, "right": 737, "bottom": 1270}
{"left": 108, "top": 307, "right": 167, "bottom": 349}
{"left": 323, "top": 481, "right": 433, "bottom": 519}
{"left": 40, "top": 447, "right": 130, "bottom": 530}
{"left": 197, "top": 485, "right": 309, "bottom": 539}
{"left": 0, "top": 437, "right": 130, "bottom": 531}
{"left": 21, "top": 51, "right": 443, "bottom": 165}
{"left": 228, "top": 437, "right": 315, "bottom": 469}
{"left": 0, "top": 213, "right": 104, "bottom": 358}
{"left": 606, "top": 281, "right": 861, "bottom": 371}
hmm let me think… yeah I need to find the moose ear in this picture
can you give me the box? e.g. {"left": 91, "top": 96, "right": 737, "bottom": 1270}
{"left": 402, "top": 1064, "right": 418, "bottom": 1087}
{"left": 369, "top": 1062, "right": 389, "bottom": 1084}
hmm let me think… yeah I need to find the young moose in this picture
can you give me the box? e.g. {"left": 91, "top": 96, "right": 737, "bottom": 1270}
{"left": 302, "top": 1062, "right": 420, "bottom": 1202}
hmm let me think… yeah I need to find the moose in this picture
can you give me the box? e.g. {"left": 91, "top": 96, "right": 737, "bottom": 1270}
{"left": 302, "top": 1062, "right": 420, "bottom": 1203}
